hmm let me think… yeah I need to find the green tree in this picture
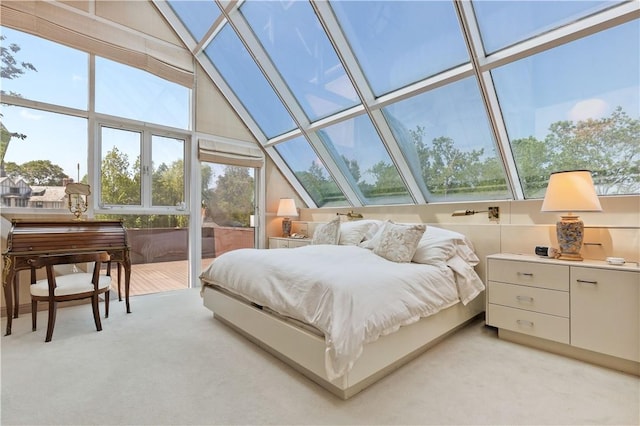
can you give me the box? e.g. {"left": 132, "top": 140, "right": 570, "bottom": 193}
{"left": 410, "top": 126, "right": 486, "bottom": 196}
{"left": 546, "top": 107, "right": 639, "bottom": 194}
{"left": 297, "top": 161, "right": 329, "bottom": 204}
{"left": 201, "top": 164, "right": 215, "bottom": 210}
{"left": 207, "top": 166, "right": 254, "bottom": 226}
{"left": 366, "top": 161, "right": 405, "bottom": 196}
{"left": 101, "top": 147, "right": 140, "bottom": 205}
{"left": 341, "top": 155, "right": 361, "bottom": 183}
{"left": 0, "top": 35, "right": 37, "bottom": 168}
{"left": 152, "top": 159, "right": 184, "bottom": 206}
{"left": 510, "top": 136, "right": 550, "bottom": 197}
{"left": 14, "top": 160, "right": 67, "bottom": 185}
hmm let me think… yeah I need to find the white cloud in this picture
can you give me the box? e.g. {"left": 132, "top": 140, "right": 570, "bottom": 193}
{"left": 19, "top": 109, "right": 43, "bottom": 120}
{"left": 568, "top": 98, "right": 609, "bottom": 122}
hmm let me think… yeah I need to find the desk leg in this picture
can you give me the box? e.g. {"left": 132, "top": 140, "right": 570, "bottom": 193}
{"left": 13, "top": 274, "right": 20, "bottom": 318}
{"left": 124, "top": 262, "right": 131, "bottom": 314}
{"left": 3, "top": 266, "right": 15, "bottom": 336}
{"left": 117, "top": 263, "right": 122, "bottom": 302}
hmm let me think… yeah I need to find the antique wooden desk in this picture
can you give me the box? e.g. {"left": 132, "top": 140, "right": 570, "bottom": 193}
{"left": 2, "top": 219, "right": 132, "bottom": 335}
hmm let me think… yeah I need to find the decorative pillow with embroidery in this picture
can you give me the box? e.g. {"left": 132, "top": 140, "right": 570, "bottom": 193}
{"left": 339, "top": 220, "right": 382, "bottom": 245}
{"left": 373, "top": 222, "right": 426, "bottom": 263}
{"left": 311, "top": 217, "right": 341, "bottom": 245}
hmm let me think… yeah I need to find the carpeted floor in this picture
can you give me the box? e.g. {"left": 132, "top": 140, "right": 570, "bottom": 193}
{"left": 1, "top": 288, "right": 638, "bottom": 425}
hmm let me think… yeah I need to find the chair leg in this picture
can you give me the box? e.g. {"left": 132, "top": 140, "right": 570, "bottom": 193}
{"left": 105, "top": 290, "right": 110, "bottom": 318}
{"left": 32, "top": 300, "right": 37, "bottom": 331}
{"left": 45, "top": 300, "right": 57, "bottom": 342}
{"left": 92, "top": 294, "right": 102, "bottom": 332}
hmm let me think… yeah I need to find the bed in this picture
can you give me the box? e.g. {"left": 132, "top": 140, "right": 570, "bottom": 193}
{"left": 200, "top": 219, "right": 486, "bottom": 399}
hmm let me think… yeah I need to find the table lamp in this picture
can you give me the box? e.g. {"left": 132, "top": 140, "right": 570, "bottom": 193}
{"left": 540, "top": 170, "right": 602, "bottom": 261}
{"left": 277, "top": 198, "right": 298, "bottom": 238}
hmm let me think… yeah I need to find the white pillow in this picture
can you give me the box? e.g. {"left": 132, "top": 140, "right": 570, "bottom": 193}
{"left": 412, "top": 226, "right": 479, "bottom": 266}
{"left": 339, "top": 220, "right": 381, "bottom": 245}
{"left": 373, "top": 222, "right": 426, "bottom": 263}
{"left": 358, "top": 219, "right": 389, "bottom": 250}
{"left": 311, "top": 217, "right": 341, "bottom": 245}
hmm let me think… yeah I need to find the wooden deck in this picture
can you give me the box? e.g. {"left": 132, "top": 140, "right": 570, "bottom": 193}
{"left": 124, "top": 258, "right": 214, "bottom": 297}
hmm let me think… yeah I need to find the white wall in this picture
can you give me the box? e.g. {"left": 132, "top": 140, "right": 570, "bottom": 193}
{"left": 283, "top": 196, "right": 640, "bottom": 282}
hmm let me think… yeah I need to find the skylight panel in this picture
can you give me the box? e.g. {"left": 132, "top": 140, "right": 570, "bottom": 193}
{"left": 204, "top": 24, "right": 296, "bottom": 139}
{"left": 274, "top": 137, "right": 348, "bottom": 208}
{"left": 240, "top": 0, "right": 360, "bottom": 122}
{"left": 317, "top": 115, "right": 412, "bottom": 206}
{"left": 491, "top": 19, "right": 640, "bottom": 198}
{"left": 330, "top": 0, "right": 469, "bottom": 97}
{"left": 382, "top": 76, "right": 510, "bottom": 202}
{"left": 166, "top": 0, "right": 220, "bottom": 43}
{"left": 472, "top": 0, "right": 624, "bottom": 54}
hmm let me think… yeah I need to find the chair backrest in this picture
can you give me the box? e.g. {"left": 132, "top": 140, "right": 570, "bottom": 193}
{"left": 28, "top": 251, "right": 111, "bottom": 293}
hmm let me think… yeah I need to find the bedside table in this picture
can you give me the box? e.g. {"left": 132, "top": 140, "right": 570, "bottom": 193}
{"left": 269, "top": 237, "right": 311, "bottom": 249}
{"left": 486, "top": 253, "right": 639, "bottom": 375}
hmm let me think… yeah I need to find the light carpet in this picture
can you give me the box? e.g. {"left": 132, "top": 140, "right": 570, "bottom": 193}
{"left": 1, "top": 288, "right": 638, "bottom": 425}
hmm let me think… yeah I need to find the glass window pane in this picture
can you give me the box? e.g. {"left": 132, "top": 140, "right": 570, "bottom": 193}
{"left": 1, "top": 27, "right": 88, "bottom": 110}
{"left": 167, "top": 0, "right": 220, "bottom": 42}
{"left": 204, "top": 24, "right": 296, "bottom": 139}
{"left": 473, "top": 0, "right": 623, "bottom": 53}
{"left": 152, "top": 135, "right": 185, "bottom": 207}
{"left": 492, "top": 20, "right": 639, "bottom": 197}
{"left": 317, "top": 115, "right": 412, "bottom": 205}
{"left": 383, "top": 77, "right": 510, "bottom": 202}
{"left": 274, "top": 136, "right": 348, "bottom": 207}
{"left": 201, "top": 164, "right": 255, "bottom": 227}
{"left": 95, "top": 57, "right": 189, "bottom": 129}
{"left": 331, "top": 1, "right": 469, "bottom": 96}
{"left": 241, "top": 1, "right": 359, "bottom": 121}
{"left": 100, "top": 126, "right": 142, "bottom": 206}
{"left": 1, "top": 106, "right": 87, "bottom": 209}
{"left": 201, "top": 163, "right": 256, "bottom": 267}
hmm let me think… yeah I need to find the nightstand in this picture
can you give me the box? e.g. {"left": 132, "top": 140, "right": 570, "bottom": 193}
{"left": 486, "top": 253, "right": 639, "bottom": 375}
{"left": 269, "top": 237, "right": 311, "bottom": 249}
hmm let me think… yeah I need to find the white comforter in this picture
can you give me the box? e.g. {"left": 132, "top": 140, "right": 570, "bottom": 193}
{"left": 200, "top": 244, "right": 482, "bottom": 380}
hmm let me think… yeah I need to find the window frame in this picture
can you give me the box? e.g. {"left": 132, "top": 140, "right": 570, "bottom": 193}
{"left": 93, "top": 117, "right": 192, "bottom": 215}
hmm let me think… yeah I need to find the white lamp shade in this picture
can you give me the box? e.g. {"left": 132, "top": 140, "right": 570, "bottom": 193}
{"left": 276, "top": 198, "right": 298, "bottom": 217}
{"left": 541, "top": 170, "right": 602, "bottom": 213}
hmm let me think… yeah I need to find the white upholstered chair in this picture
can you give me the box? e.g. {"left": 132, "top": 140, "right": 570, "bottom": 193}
{"left": 29, "top": 251, "right": 112, "bottom": 342}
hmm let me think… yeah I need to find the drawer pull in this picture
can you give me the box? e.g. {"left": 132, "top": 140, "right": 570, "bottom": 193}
{"left": 516, "top": 295, "right": 534, "bottom": 303}
{"left": 517, "top": 272, "right": 534, "bottom": 277}
{"left": 577, "top": 279, "right": 598, "bottom": 285}
{"left": 516, "top": 319, "right": 534, "bottom": 327}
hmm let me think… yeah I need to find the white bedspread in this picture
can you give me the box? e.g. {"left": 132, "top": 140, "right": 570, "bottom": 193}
{"left": 200, "top": 244, "right": 483, "bottom": 380}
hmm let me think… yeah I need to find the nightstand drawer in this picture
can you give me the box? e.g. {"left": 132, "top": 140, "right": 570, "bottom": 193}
{"left": 269, "top": 237, "right": 311, "bottom": 249}
{"left": 488, "top": 281, "right": 569, "bottom": 317}
{"left": 488, "top": 259, "right": 569, "bottom": 291}
{"left": 488, "top": 304, "right": 569, "bottom": 344}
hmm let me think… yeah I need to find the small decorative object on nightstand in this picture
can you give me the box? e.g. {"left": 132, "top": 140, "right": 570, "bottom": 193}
{"left": 276, "top": 198, "right": 298, "bottom": 238}
{"left": 541, "top": 170, "right": 602, "bottom": 261}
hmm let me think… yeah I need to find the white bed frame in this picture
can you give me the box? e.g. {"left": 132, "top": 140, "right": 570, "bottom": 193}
{"left": 202, "top": 285, "right": 485, "bottom": 399}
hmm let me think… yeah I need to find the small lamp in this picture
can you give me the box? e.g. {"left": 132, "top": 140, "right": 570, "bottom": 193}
{"left": 541, "top": 170, "right": 602, "bottom": 261}
{"left": 277, "top": 198, "right": 298, "bottom": 238}
{"left": 65, "top": 182, "right": 91, "bottom": 220}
